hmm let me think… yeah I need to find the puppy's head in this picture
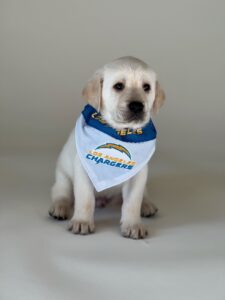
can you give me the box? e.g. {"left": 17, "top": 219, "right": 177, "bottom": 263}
{"left": 82, "top": 56, "right": 165, "bottom": 129}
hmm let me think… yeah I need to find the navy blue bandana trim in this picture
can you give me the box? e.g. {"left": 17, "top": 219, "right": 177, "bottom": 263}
{"left": 81, "top": 105, "right": 157, "bottom": 143}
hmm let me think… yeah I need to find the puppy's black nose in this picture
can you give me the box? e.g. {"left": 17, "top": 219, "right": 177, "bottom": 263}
{"left": 128, "top": 101, "right": 144, "bottom": 114}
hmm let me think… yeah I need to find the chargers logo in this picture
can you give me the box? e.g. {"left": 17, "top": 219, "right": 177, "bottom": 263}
{"left": 96, "top": 143, "right": 131, "bottom": 159}
{"left": 86, "top": 143, "right": 136, "bottom": 170}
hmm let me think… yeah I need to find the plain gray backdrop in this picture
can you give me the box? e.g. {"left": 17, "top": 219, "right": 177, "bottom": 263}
{"left": 1, "top": 0, "right": 225, "bottom": 170}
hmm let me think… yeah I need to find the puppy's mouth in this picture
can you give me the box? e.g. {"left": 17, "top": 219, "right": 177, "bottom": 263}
{"left": 122, "top": 111, "right": 144, "bottom": 123}
{"left": 118, "top": 101, "right": 146, "bottom": 124}
{"left": 102, "top": 101, "right": 150, "bottom": 130}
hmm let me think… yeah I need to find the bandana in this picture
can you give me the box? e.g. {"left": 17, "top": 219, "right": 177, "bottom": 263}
{"left": 75, "top": 104, "right": 157, "bottom": 192}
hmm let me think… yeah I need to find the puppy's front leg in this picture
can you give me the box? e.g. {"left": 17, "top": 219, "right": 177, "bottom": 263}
{"left": 68, "top": 155, "right": 95, "bottom": 235}
{"left": 121, "top": 165, "right": 148, "bottom": 239}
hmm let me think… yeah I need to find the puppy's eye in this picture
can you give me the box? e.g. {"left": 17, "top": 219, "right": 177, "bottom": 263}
{"left": 143, "top": 83, "right": 151, "bottom": 92}
{"left": 113, "top": 82, "right": 124, "bottom": 91}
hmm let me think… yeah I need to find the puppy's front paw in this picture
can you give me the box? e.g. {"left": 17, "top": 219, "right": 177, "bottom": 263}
{"left": 68, "top": 219, "right": 95, "bottom": 235}
{"left": 121, "top": 222, "right": 148, "bottom": 239}
{"left": 141, "top": 201, "right": 158, "bottom": 218}
{"left": 49, "top": 199, "right": 73, "bottom": 220}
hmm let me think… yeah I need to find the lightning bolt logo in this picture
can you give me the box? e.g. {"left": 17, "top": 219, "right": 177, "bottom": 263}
{"left": 96, "top": 143, "right": 131, "bottom": 159}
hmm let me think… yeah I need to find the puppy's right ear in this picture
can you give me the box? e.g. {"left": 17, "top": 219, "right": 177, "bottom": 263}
{"left": 82, "top": 70, "right": 103, "bottom": 111}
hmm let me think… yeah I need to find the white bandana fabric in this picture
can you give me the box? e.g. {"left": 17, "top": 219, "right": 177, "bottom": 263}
{"left": 75, "top": 105, "right": 157, "bottom": 192}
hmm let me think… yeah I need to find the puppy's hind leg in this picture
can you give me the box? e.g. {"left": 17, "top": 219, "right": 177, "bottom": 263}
{"left": 49, "top": 170, "right": 73, "bottom": 220}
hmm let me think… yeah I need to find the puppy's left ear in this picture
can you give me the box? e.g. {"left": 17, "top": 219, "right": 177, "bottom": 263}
{"left": 151, "top": 81, "right": 166, "bottom": 114}
{"left": 82, "top": 70, "right": 103, "bottom": 111}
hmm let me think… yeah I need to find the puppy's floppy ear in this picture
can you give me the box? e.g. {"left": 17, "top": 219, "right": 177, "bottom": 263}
{"left": 151, "top": 81, "right": 166, "bottom": 114}
{"left": 82, "top": 70, "right": 103, "bottom": 111}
